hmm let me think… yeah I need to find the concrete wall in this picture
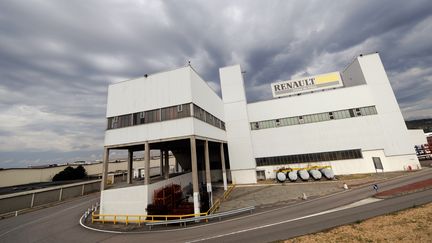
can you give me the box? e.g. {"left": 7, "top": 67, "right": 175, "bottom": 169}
{"left": 248, "top": 85, "right": 382, "bottom": 157}
{"left": 408, "top": 129, "right": 427, "bottom": 146}
{"left": 247, "top": 85, "right": 373, "bottom": 122}
{"left": 0, "top": 158, "right": 168, "bottom": 188}
{"left": 210, "top": 169, "right": 232, "bottom": 183}
{"left": 192, "top": 119, "right": 227, "bottom": 142}
{"left": 100, "top": 172, "right": 192, "bottom": 217}
{"left": 220, "top": 65, "right": 257, "bottom": 184}
{"left": 359, "top": 54, "right": 414, "bottom": 156}
{"left": 257, "top": 150, "right": 420, "bottom": 180}
{"left": 105, "top": 66, "right": 228, "bottom": 148}
{"left": 0, "top": 180, "right": 100, "bottom": 215}
{"left": 105, "top": 115, "right": 227, "bottom": 147}
{"left": 250, "top": 115, "right": 384, "bottom": 157}
{"left": 106, "top": 67, "right": 192, "bottom": 117}
{"left": 190, "top": 68, "right": 225, "bottom": 121}
{"left": 100, "top": 185, "right": 148, "bottom": 216}
{"left": 104, "top": 117, "right": 195, "bottom": 146}
{"left": 0, "top": 194, "right": 32, "bottom": 215}
{"left": 341, "top": 57, "right": 366, "bottom": 87}
{"left": 218, "top": 58, "right": 421, "bottom": 183}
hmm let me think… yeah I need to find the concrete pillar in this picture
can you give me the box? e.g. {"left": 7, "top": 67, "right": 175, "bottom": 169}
{"left": 190, "top": 136, "right": 200, "bottom": 215}
{"left": 101, "top": 147, "right": 109, "bottom": 190}
{"left": 204, "top": 140, "right": 213, "bottom": 206}
{"left": 127, "top": 149, "right": 133, "bottom": 184}
{"left": 164, "top": 150, "right": 169, "bottom": 179}
{"left": 160, "top": 150, "right": 164, "bottom": 177}
{"left": 144, "top": 142, "right": 150, "bottom": 185}
{"left": 220, "top": 143, "right": 228, "bottom": 191}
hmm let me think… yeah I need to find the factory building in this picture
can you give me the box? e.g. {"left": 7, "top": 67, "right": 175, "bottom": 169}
{"left": 99, "top": 53, "right": 420, "bottom": 216}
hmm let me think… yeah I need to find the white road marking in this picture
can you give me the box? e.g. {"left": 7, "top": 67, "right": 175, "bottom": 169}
{"left": 79, "top": 214, "right": 122, "bottom": 234}
{"left": 186, "top": 197, "right": 382, "bottom": 243}
{"left": 80, "top": 189, "right": 355, "bottom": 234}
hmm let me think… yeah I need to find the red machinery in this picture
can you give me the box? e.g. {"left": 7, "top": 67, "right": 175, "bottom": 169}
{"left": 146, "top": 184, "right": 194, "bottom": 215}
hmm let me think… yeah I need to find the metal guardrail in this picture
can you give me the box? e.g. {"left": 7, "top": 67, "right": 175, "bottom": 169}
{"left": 91, "top": 184, "right": 237, "bottom": 225}
{"left": 0, "top": 179, "right": 101, "bottom": 200}
{"left": 146, "top": 206, "right": 255, "bottom": 229}
{"left": 91, "top": 212, "right": 208, "bottom": 225}
{"left": 0, "top": 179, "right": 101, "bottom": 216}
{"left": 81, "top": 203, "right": 99, "bottom": 224}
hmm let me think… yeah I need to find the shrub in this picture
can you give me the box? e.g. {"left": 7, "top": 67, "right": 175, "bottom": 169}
{"left": 52, "top": 165, "right": 87, "bottom": 181}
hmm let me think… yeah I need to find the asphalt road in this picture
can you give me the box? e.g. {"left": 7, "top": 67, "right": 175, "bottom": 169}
{"left": 0, "top": 168, "right": 431, "bottom": 243}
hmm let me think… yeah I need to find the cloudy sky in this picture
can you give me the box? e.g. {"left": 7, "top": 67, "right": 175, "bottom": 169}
{"left": 0, "top": 0, "right": 431, "bottom": 168}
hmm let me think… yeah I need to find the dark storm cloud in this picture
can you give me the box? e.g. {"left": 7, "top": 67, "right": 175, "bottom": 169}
{"left": 0, "top": 0, "right": 431, "bottom": 167}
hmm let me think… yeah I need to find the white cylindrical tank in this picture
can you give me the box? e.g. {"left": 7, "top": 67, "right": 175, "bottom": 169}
{"left": 298, "top": 169, "right": 310, "bottom": 181}
{"left": 287, "top": 171, "right": 298, "bottom": 182}
{"left": 309, "top": 169, "right": 322, "bottom": 180}
{"left": 321, "top": 168, "right": 335, "bottom": 180}
{"left": 276, "top": 172, "right": 286, "bottom": 182}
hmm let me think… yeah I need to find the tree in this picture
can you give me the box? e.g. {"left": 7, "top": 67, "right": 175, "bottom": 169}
{"left": 75, "top": 165, "right": 87, "bottom": 178}
{"left": 52, "top": 165, "right": 87, "bottom": 181}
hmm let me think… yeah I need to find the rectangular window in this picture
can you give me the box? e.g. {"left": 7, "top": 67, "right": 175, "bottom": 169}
{"left": 342, "top": 110, "right": 350, "bottom": 119}
{"left": 251, "top": 122, "right": 258, "bottom": 130}
{"left": 298, "top": 116, "right": 304, "bottom": 124}
{"left": 112, "top": 117, "right": 118, "bottom": 129}
{"left": 106, "top": 103, "right": 221, "bottom": 130}
{"left": 256, "top": 149, "right": 362, "bottom": 166}
{"left": 145, "top": 109, "right": 160, "bottom": 123}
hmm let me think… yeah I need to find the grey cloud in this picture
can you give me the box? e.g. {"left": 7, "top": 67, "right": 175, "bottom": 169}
{"left": 0, "top": 0, "right": 431, "bottom": 167}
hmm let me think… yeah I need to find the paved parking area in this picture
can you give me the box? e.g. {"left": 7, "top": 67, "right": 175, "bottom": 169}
{"left": 218, "top": 170, "right": 421, "bottom": 212}
{"left": 219, "top": 181, "right": 344, "bottom": 211}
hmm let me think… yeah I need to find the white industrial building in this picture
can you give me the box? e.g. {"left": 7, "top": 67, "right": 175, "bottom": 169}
{"left": 99, "top": 53, "right": 420, "bottom": 216}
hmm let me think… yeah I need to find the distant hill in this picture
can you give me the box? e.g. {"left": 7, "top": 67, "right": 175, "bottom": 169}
{"left": 405, "top": 118, "right": 432, "bottom": 133}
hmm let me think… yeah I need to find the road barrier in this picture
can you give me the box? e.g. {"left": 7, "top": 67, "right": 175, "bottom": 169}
{"left": 146, "top": 206, "right": 255, "bottom": 229}
{"left": 91, "top": 212, "right": 208, "bottom": 225}
{"left": 0, "top": 180, "right": 101, "bottom": 216}
{"left": 81, "top": 204, "right": 254, "bottom": 231}
{"left": 90, "top": 184, "right": 236, "bottom": 225}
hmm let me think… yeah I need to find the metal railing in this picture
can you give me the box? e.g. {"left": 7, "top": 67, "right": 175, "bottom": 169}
{"left": 81, "top": 202, "right": 99, "bottom": 223}
{"left": 91, "top": 212, "right": 208, "bottom": 225}
{"left": 90, "top": 184, "right": 236, "bottom": 225}
{"left": 208, "top": 184, "right": 235, "bottom": 214}
{"left": 146, "top": 206, "right": 255, "bottom": 229}
{"left": 0, "top": 180, "right": 101, "bottom": 216}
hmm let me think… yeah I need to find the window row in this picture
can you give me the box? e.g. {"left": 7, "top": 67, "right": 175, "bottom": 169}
{"left": 107, "top": 103, "right": 225, "bottom": 130}
{"left": 251, "top": 106, "right": 377, "bottom": 130}
{"left": 108, "top": 103, "right": 190, "bottom": 129}
{"left": 193, "top": 104, "right": 226, "bottom": 130}
{"left": 256, "top": 149, "right": 362, "bottom": 166}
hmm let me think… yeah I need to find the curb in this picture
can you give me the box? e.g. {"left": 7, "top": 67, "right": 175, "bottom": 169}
{"left": 79, "top": 168, "right": 431, "bottom": 234}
